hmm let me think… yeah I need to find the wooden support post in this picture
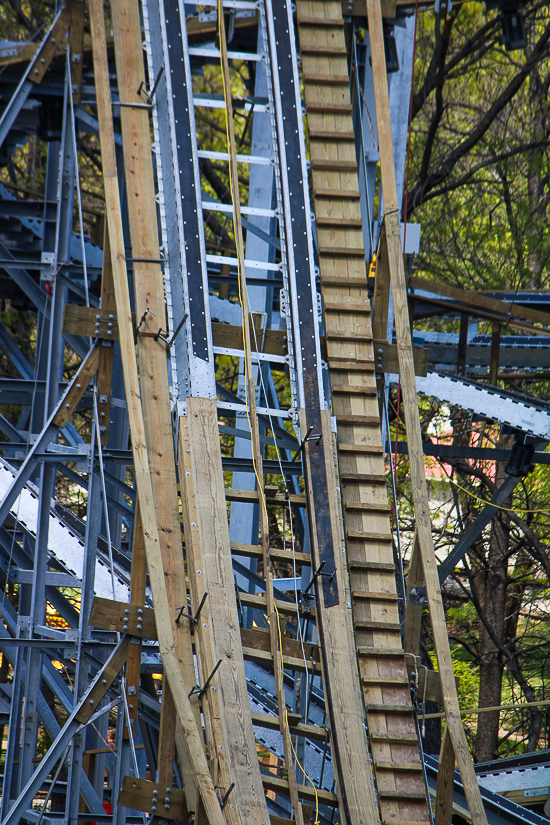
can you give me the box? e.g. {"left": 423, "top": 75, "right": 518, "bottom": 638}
{"left": 97, "top": 221, "right": 115, "bottom": 446}
{"left": 88, "top": 4, "right": 225, "bottom": 823}
{"left": 490, "top": 323, "right": 500, "bottom": 385}
{"left": 435, "top": 726, "right": 455, "bottom": 825}
{"left": 109, "top": 0, "right": 199, "bottom": 804}
{"left": 457, "top": 313, "right": 468, "bottom": 377}
{"left": 124, "top": 507, "right": 147, "bottom": 738}
{"left": 366, "top": 1, "right": 488, "bottom": 822}
{"left": 179, "top": 405, "right": 271, "bottom": 825}
{"left": 372, "top": 222, "right": 391, "bottom": 342}
{"left": 402, "top": 531, "right": 423, "bottom": 656}
{"left": 69, "top": 0, "right": 85, "bottom": 104}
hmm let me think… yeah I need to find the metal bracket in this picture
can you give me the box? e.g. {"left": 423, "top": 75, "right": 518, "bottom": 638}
{"left": 175, "top": 591, "right": 208, "bottom": 632}
{"left": 188, "top": 658, "right": 223, "bottom": 700}
{"left": 217, "top": 782, "right": 235, "bottom": 810}
{"left": 155, "top": 313, "right": 188, "bottom": 348}
{"left": 408, "top": 586, "right": 428, "bottom": 606}
{"left": 137, "top": 66, "right": 165, "bottom": 105}
{"left": 292, "top": 425, "right": 322, "bottom": 462}
{"left": 302, "top": 561, "right": 335, "bottom": 602}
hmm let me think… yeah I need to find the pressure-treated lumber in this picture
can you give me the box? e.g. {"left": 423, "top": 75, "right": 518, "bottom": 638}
{"left": 179, "top": 404, "right": 271, "bottom": 825}
{"left": 88, "top": 4, "right": 225, "bottom": 822}
{"left": 297, "top": 3, "right": 430, "bottom": 824}
{"left": 110, "top": 0, "right": 200, "bottom": 799}
{"left": 365, "top": 0, "right": 488, "bottom": 822}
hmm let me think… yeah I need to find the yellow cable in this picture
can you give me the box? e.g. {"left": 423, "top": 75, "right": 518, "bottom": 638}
{"left": 218, "top": 10, "right": 319, "bottom": 823}
{"left": 447, "top": 475, "right": 550, "bottom": 515}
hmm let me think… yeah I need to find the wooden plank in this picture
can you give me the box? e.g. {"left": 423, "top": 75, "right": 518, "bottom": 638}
{"left": 300, "top": 4, "right": 431, "bottom": 822}
{"left": 62, "top": 305, "right": 120, "bottom": 339}
{"left": 118, "top": 775, "right": 187, "bottom": 820}
{"left": 365, "top": 0, "right": 488, "bottom": 822}
{"left": 402, "top": 531, "right": 423, "bottom": 655}
{"left": 76, "top": 636, "right": 130, "bottom": 724}
{"left": 301, "top": 410, "right": 381, "bottom": 825}
{"left": 69, "top": 0, "right": 86, "bottom": 103}
{"left": 88, "top": 5, "right": 225, "bottom": 823}
{"left": 97, "top": 222, "right": 116, "bottom": 445}
{"left": 124, "top": 506, "right": 147, "bottom": 737}
{"left": 435, "top": 727, "right": 454, "bottom": 825}
{"left": 110, "top": 0, "right": 200, "bottom": 804}
{"left": 408, "top": 275, "right": 550, "bottom": 330}
{"left": 180, "top": 404, "right": 271, "bottom": 825}
{"left": 89, "top": 596, "right": 156, "bottom": 639}
{"left": 30, "top": 1, "right": 74, "bottom": 84}
{"left": 52, "top": 342, "right": 100, "bottom": 428}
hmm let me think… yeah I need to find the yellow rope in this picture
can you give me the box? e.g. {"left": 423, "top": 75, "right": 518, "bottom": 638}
{"left": 218, "top": 8, "right": 319, "bottom": 823}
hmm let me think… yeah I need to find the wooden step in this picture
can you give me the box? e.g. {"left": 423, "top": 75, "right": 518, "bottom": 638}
{"left": 298, "top": 17, "right": 345, "bottom": 27}
{"left": 378, "top": 789, "right": 427, "bottom": 800}
{"left": 321, "top": 276, "right": 369, "bottom": 286}
{"left": 303, "top": 73, "right": 350, "bottom": 85}
{"left": 352, "top": 590, "right": 398, "bottom": 601}
{"left": 344, "top": 501, "right": 391, "bottom": 512}
{"left": 311, "top": 160, "right": 357, "bottom": 172}
{"left": 346, "top": 529, "right": 392, "bottom": 542}
{"left": 307, "top": 103, "right": 353, "bottom": 115}
{"left": 354, "top": 619, "right": 401, "bottom": 632}
{"left": 366, "top": 703, "right": 414, "bottom": 713}
{"left": 375, "top": 761, "right": 423, "bottom": 772}
{"left": 300, "top": 45, "right": 348, "bottom": 55}
{"left": 324, "top": 302, "right": 371, "bottom": 314}
{"left": 314, "top": 188, "right": 361, "bottom": 199}
{"left": 357, "top": 647, "right": 405, "bottom": 658}
{"left": 369, "top": 731, "right": 419, "bottom": 743}
{"left": 308, "top": 129, "right": 356, "bottom": 141}
{"left": 327, "top": 359, "right": 375, "bottom": 370}
{"left": 335, "top": 416, "right": 380, "bottom": 425}
{"left": 325, "top": 330, "right": 372, "bottom": 341}
{"left": 361, "top": 675, "right": 408, "bottom": 685}
{"left": 348, "top": 560, "right": 395, "bottom": 572}
{"left": 262, "top": 775, "right": 337, "bottom": 807}
{"left": 319, "top": 246, "right": 365, "bottom": 257}
{"left": 341, "top": 473, "right": 387, "bottom": 483}
{"left": 338, "top": 443, "right": 383, "bottom": 454}
{"left": 332, "top": 385, "right": 377, "bottom": 395}
{"left": 316, "top": 217, "right": 363, "bottom": 227}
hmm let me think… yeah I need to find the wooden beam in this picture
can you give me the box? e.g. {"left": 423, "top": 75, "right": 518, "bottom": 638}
{"left": 97, "top": 222, "right": 116, "bottom": 446}
{"left": 88, "top": 4, "right": 225, "bottom": 822}
{"left": 366, "top": 0, "right": 488, "bottom": 822}
{"left": 408, "top": 275, "right": 550, "bottom": 330}
{"left": 110, "top": 0, "right": 200, "bottom": 803}
{"left": 179, "top": 405, "right": 272, "bottom": 825}
{"left": 435, "top": 727, "right": 455, "bottom": 825}
{"left": 402, "top": 532, "right": 423, "bottom": 656}
{"left": 51, "top": 342, "right": 100, "bottom": 428}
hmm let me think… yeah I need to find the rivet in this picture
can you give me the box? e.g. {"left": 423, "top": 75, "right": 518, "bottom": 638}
{"left": 76, "top": 383, "right": 81, "bottom": 389}
{"left": 151, "top": 805, "right": 157, "bottom": 812}
{"left": 65, "top": 403, "right": 71, "bottom": 408}
{"left": 102, "top": 679, "right": 107, "bottom": 684}
{"left": 89, "top": 699, "right": 94, "bottom": 705}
